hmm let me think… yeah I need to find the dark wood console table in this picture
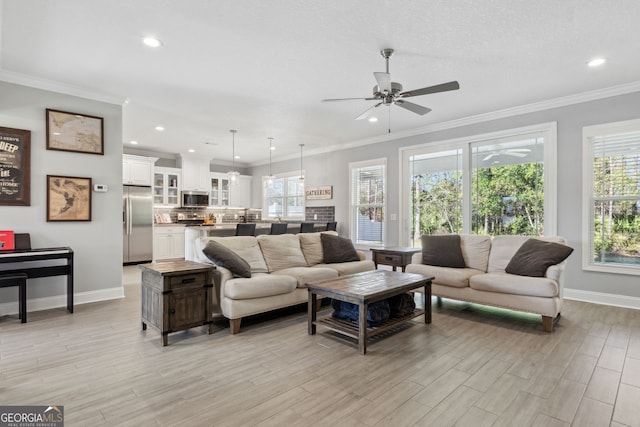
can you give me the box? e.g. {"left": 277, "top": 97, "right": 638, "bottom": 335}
{"left": 0, "top": 247, "right": 74, "bottom": 313}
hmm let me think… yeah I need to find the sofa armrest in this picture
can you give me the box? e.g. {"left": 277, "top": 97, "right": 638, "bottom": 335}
{"left": 411, "top": 252, "right": 422, "bottom": 264}
{"left": 545, "top": 261, "right": 566, "bottom": 298}
{"left": 357, "top": 251, "right": 366, "bottom": 261}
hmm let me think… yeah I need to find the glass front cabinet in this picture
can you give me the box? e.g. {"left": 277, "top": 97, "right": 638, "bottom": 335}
{"left": 153, "top": 167, "right": 181, "bottom": 206}
{"left": 210, "top": 174, "right": 230, "bottom": 206}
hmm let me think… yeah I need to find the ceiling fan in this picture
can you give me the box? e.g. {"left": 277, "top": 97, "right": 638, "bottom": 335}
{"left": 482, "top": 148, "right": 532, "bottom": 161}
{"left": 322, "top": 48, "right": 460, "bottom": 120}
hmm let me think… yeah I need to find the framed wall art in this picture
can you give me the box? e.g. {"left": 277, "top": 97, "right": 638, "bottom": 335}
{"left": 0, "top": 126, "right": 31, "bottom": 206}
{"left": 46, "top": 175, "right": 92, "bottom": 222}
{"left": 46, "top": 109, "right": 104, "bottom": 155}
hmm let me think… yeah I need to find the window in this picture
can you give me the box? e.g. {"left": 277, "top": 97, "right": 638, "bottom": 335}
{"left": 262, "top": 172, "right": 305, "bottom": 219}
{"left": 401, "top": 123, "right": 556, "bottom": 246}
{"left": 350, "top": 159, "right": 386, "bottom": 247}
{"left": 583, "top": 119, "right": 640, "bottom": 275}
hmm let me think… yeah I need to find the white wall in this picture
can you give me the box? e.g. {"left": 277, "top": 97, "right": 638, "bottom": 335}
{"left": 249, "top": 90, "right": 640, "bottom": 303}
{"left": 0, "top": 81, "right": 124, "bottom": 314}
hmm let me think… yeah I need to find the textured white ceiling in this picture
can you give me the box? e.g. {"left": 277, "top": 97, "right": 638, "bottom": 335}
{"left": 2, "top": 0, "right": 640, "bottom": 166}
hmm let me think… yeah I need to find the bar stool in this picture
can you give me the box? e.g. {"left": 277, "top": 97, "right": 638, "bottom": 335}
{"left": 299, "top": 223, "right": 316, "bottom": 233}
{"left": 0, "top": 273, "right": 28, "bottom": 323}
{"left": 235, "top": 223, "right": 257, "bottom": 236}
{"left": 325, "top": 221, "right": 337, "bottom": 231}
{"left": 270, "top": 223, "right": 288, "bottom": 235}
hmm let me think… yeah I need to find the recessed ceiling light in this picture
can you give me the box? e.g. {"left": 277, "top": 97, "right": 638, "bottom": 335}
{"left": 368, "top": 117, "right": 378, "bottom": 123}
{"left": 188, "top": 149, "right": 195, "bottom": 153}
{"left": 235, "top": 155, "right": 240, "bottom": 159}
{"left": 270, "top": 146, "right": 276, "bottom": 151}
{"left": 155, "top": 126, "right": 164, "bottom": 131}
{"left": 130, "top": 140, "right": 138, "bottom": 145}
{"left": 142, "top": 37, "right": 162, "bottom": 48}
{"left": 587, "top": 57, "right": 606, "bottom": 67}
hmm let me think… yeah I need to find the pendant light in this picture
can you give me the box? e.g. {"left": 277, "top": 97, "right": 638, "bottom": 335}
{"left": 227, "top": 129, "right": 240, "bottom": 185}
{"left": 265, "top": 137, "right": 275, "bottom": 185}
{"left": 298, "top": 143, "right": 305, "bottom": 184}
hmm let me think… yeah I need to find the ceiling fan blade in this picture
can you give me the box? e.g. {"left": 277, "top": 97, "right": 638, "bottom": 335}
{"left": 322, "top": 97, "right": 376, "bottom": 102}
{"left": 399, "top": 81, "right": 460, "bottom": 98}
{"left": 394, "top": 100, "right": 432, "bottom": 115}
{"left": 482, "top": 154, "right": 495, "bottom": 161}
{"left": 355, "top": 102, "right": 383, "bottom": 120}
{"left": 374, "top": 72, "right": 391, "bottom": 92}
{"left": 505, "top": 152, "right": 527, "bottom": 157}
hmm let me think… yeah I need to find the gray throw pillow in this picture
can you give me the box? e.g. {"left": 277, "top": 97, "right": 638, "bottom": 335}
{"left": 321, "top": 234, "right": 360, "bottom": 263}
{"left": 421, "top": 235, "right": 465, "bottom": 268}
{"left": 505, "top": 238, "right": 573, "bottom": 277}
{"left": 202, "top": 240, "right": 251, "bottom": 278}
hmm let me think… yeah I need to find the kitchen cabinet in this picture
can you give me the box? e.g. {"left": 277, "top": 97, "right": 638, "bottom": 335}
{"left": 153, "top": 225, "right": 185, "bottom": 261}
{"left": 209, "top": 173, "right": 230, "bottom": 206}
{"left": 123, "top": 154, "right": 157, "bottom": 186}
{"left": 229, "top": 175, "right": 252, "bottom": 208}
{"left": 181, "top": 155, "right": 211, "bottom": 191}
{"left": 153, "top": 167, "right": 181, "bottom": 206}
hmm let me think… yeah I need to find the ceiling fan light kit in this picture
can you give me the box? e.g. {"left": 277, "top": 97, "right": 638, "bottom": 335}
{"left": 322, "top": 48, "right": 460, "bottom": 123}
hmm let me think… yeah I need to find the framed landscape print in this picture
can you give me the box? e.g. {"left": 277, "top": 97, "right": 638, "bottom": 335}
{"left": 0, "top": 126, "right": 31, "bottom": 206}
{"left": 47, "top": 175, "right": 92, "bottom": 222}
{"left": 46, "top": 109, "right": 104, "bottom": 155}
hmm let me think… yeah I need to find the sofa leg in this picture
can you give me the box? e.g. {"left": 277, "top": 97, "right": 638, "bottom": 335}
{"left": 229, "top": 318, "right": 242, "bottom": 334}
{"left": 542, "top": 315, "right": 556, "bottom": 332}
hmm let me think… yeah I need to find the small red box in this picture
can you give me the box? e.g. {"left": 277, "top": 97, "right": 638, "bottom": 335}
{"left": 0, "top": 230, "right": 15, "bottom": 250}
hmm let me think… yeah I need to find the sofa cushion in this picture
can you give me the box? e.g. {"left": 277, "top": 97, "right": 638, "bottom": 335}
{"left": 272, "top": 266, "right": 338, "bottom": 288}
{"left": 405, "top": 264, "right": 483, "bottom": 288}
{"left": 505, "top": 238, "right": 573, "bottom": 277}
{"left": 314, "top": 260, "right": 375, "bottom": 276}
{"left": 223, "top": 273, "right": 297, "bottom": 300}
{"left": 298, "top": 231, "right": 338, "bottom": 265}
{"left": 257, "top": 234, "right": 308, "bottom": 272}
{"left": 202, "top": 240, "right": 251, "bottom": 278}
{"left": 321, "top": 234, "right": 360, "bottom": 263}
{"left": 487, "top": 236, "right": 565, "bottom": 273}
{"left": 421, "top": 235, "right": 465, "bottom": 268}
{"left": 469, "top": 272, "right": 559, "bottom": 298}
{"left": 200, "top": 236, "right": 268, "bottom": 273}
{"left": 460, "top": 235, "right": 492, "bottom": 272}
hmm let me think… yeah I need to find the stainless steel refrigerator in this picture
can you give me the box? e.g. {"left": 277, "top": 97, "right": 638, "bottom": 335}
{"left": 123, "top": 185, "right": 153, "bottom": 263}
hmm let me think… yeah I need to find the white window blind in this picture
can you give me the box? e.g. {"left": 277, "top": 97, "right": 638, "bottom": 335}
{"left": 585, "top": 124, "right": 640, "bottom": 273}
{"left": 349, "top": 159, "right": 386, "bottom": 246}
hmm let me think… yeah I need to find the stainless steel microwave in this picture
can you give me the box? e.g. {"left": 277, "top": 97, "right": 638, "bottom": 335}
{"left": 181, "top": 191, "right": 209, "bottom": 208}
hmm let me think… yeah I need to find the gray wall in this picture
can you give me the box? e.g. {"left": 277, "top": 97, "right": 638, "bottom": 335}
{"left": 0, "top": 81, "right": 124, "bottom": 312}
{"left": 249, "top": 91, "right": 640, "bottom": 301}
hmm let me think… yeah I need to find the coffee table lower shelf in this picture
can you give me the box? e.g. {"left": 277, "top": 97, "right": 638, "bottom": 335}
{"left": 315, "top": 308, "right": 426, "bottom": 340}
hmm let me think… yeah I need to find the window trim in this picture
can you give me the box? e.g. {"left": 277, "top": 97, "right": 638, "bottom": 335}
{"left": 582, "top": 118, "right": 640, "bottom": 276}
{"left": 399, "top": 122, "right": 557, "bottom": 244}
{"left": 261, "top": 170, "right": 305, "bottom": 220}
{"left": 349, "top": 158, "right": 387, "bottom": 249}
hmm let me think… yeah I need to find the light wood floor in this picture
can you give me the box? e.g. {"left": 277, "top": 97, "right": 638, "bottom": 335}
{"left": 1, "top": 266, "right": 639, "bottom": 427}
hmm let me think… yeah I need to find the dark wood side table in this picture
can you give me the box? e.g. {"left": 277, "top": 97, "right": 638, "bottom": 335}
{"left": 370, "top": 247, "right": 421, "bottom": 272}
{"left": 139, "top": 260, "right": 216, "bottom": 346}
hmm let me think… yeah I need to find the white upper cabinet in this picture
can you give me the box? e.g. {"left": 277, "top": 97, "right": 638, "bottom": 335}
{"left": 180, "top": 155, "right": 211, "bottom": 191}
{"left": 229, "top": 175, "right": 252, "bottom": 208}
{"left": 123, "top": 154, "right": 157, "bottom": 186}
{"left": 209, "top": 173, "right": 230, "bottom": 206}
{"left": 153, "top": 167, "right": 181, "bottom": 206}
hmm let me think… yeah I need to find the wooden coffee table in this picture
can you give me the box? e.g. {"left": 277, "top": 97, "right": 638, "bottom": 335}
{"left": 307, "top": 270, "right": 433, "bottom": 354}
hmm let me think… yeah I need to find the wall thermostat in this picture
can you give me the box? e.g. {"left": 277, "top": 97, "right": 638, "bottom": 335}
{"left": 94, "top": 184, "right": 108, "bottom": 192}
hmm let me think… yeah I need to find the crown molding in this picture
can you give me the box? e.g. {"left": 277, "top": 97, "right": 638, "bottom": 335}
{"left": 250, "top": 80, "right": 640, "bottom": 167}
{"left": 0, "top": 69, "right": 126, "bottom": 105}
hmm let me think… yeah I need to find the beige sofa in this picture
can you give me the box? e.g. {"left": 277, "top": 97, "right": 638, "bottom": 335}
{"left": 406, "top": 235, "right": 570, "bottom": 332}
{"left": 187, "top": 231, "right": 375, "bottom": 333}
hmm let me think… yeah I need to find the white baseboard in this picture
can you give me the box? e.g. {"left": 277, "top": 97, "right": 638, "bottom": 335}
{"left": 564, "top": 288, "right": 640, "bottom": 310}
{"left": 0, "top": 287, "right": 125, "bottom": 316}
